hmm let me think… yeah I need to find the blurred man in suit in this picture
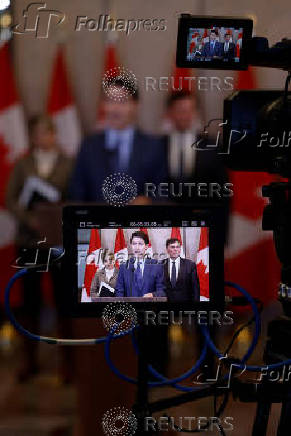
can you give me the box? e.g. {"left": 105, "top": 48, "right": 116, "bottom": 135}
{"left": 69, "top": 80, "right": 166, "bottom": 201}
{"left": 163, "top": 238, "right": 200, "bottom": 302}
{"left": 202, "top": 30, "right": 222, "bottom": 58}
{"left": 222, "top": 33, "right": 235, "bottom": 60}
{"left": 115, "top": 231, "right": 166, "bottom": 298}
{"left": 164, "top": 91, "right": 228, "bottom": 200}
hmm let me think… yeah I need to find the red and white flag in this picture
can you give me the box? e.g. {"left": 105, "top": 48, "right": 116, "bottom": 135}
{"left": 224, "top": 68, "right": 281, "bottom": 304}
{"left": 171, "top": 227, "right": 185, "bottom": 258}
{"left": 0, "top": 42, "right": 28, "bottom": 303}
{"left": 83, "top": 229, "right": 102, "bottom": 300}
{"left": 114, "top": 228, "right": 128, "bottom": 266}
{"left": 96, "top": 35, "right": 119, "bottom": 130}
{"left": 196, "top": 227, "right": 210, "bottom": 301}
{"left": 140, "top": 227, "right": 153, "bottom": 258}
{"left": 47, "top": 46, "right": 82, "bottom": 156}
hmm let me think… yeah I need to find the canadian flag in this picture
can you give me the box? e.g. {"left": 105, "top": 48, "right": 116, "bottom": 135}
{"left": 0, "top": 42, "right": 28, "bottom": 303}
{"left": 224, "top": 68, "right": 281, "bottom": 303}
{"left": 236, "top": 33, "right": 243, "bottom": 58}
{"left": 171, "top": 227, "right": 185, "bottom": 258}
{"left": 196, "top": 227, "right": 210, "bottom": 301}
{"left": 114, "top": 228, "right": 128, "bottom": 266}
{"left": 83, "top": 229, "right": 102, "bottom": 300}
{"left": 140, "top": 227, "right": 153, "bottom": 258}
{"left": 171, "top": 64, "right": 192, "bottom": 93}
{"left": 96, "top": 35, "right": 119, "bottom": 129}
{"left": 47, "top": 46, "right": 82, "bottom": 156}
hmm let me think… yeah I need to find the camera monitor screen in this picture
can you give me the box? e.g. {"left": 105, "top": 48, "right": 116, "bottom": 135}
{"left": 176, "top": 15, "right": 253, "bottom": 70}
{"left": 63, "top": 205, "right": 224, "bottom": 316}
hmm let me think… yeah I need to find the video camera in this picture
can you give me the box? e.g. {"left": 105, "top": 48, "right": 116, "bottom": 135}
{"left": 176, "top": 14, "right": 291, "bottom": 176}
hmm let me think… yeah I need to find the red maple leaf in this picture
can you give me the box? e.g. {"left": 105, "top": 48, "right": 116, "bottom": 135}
{"left": 197, "top": 260, "right": 209, "bottom": 298}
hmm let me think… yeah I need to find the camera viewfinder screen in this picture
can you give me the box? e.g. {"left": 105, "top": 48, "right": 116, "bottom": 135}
{"left": 77, "top": 224, "right": 210, "bottom": 303}
{"left": 186, "top": 27, "right": 243, "bottom": 64}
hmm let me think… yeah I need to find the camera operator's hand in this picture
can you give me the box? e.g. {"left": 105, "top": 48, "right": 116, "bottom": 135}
{"left": 143, "top": 293, "right": 153, "bottom": 298}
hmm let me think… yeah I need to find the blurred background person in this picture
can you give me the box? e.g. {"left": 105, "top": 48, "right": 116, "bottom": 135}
{"left": 163, "top": 91, "right": 229, "bottom": 380}
{"left": 90, "top": 252, "right": 118, "bottom": 300}
{"left": 163, "top": 91, "right": 228, "bottom": 206}
{"left": 5, "top": 115, "right": 73, "bottom": 382}
{"left": 222, "top": 32, "right": 236, "bottom": 60}
{"left": 69, "top": 79, "right": 167, "bottom": 202}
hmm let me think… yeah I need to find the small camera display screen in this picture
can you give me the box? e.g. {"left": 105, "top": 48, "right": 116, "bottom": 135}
{"left": 176, "top": 16, "right": 253, "bottom": 70}
{"left": 186, "top": 27, "right": 243, "bottom": 64}
{"left": 78, "top": 225, "right": 209, "bottom": 303}
{"left": 63, "top": 206, "right": 224, "bottom": 316}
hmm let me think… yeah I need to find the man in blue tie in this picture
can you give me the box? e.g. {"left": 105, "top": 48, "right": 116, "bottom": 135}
{"left": 115, "top": 231, "right": 166, "bottom": 298}
{"left": 69, "top": 80, "right": 167, "bottom": 201}
{"left": 202, "top": 30, "right": 222, "bottom": 59}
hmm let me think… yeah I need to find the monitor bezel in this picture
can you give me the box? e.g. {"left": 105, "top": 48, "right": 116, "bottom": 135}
{"left": 62, "top": 205, "right": 225, "bottom": 317}
{"left": 176, "top": 15, "right": 253, "bottom": 70}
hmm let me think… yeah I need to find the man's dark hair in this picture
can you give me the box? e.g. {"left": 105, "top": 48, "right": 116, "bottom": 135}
{"left": 130, "top": 231, "right": 149, "bottom": 245}
{"left": 210, "top": 29, "right": 218, "bottom": 36}
{"left": 105, "top": 78, "right": 139, "bottom": 101}
{"left": 166, "top": 91, "right": 196, "bottom": 108}
{"left": 166, "top": 238, "right": 181, "bottom": 248}
{"left": 28, "top": 114, "right": 55, "bottom": 135}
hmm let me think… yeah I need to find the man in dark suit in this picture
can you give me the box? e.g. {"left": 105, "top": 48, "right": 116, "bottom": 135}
{"left": 69, "top": 80, "right": 166, "bottom": 201}
{"left": 115, "top": 231, "right": 166, "bottom": 298}
{"left": 222, "top": 33, "right": 235, "bottom": 60}
{"left": 163, "top": 238, "right": 200, "bottom": 302}
{"left": 163, "top": 91, "right": 228, "bottom": 208}
{"left": 202, "top": 30, "right": 222, "bottom": 58}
